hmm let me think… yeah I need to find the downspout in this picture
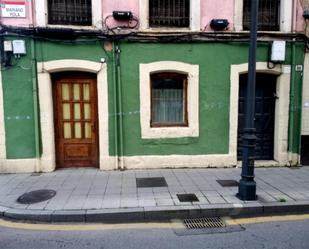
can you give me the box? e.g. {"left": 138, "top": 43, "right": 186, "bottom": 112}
{"left": 288, "top": 40, "right": 296, "bottom": 165}
{"left": 115, "top": 44, "right": 124, "bottom": 170}
{"left": 112, "top": 43, "right": 119, "bottom": 170}
{"left": 31, "top": 39, "right": 40, "bottom": 172}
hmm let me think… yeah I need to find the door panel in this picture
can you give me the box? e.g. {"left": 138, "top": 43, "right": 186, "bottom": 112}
{"left": 237, "top": 73, "right": 276, "bottom": 160}
{"left": 53, "top": 72, "right": 99, "bottom": 168}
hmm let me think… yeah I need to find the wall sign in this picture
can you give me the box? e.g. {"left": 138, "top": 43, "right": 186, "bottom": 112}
{"left": 1, "top": 1, "right": 26, "bottom": 18}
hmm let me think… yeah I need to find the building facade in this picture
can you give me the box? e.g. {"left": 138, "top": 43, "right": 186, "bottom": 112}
{"left": 0, "top": 0, "right": 307, "bottom": 173}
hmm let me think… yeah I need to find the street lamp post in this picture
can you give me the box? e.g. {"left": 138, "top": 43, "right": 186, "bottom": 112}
{"left": 237, "top": 0, "right": 259, "bottom": 201}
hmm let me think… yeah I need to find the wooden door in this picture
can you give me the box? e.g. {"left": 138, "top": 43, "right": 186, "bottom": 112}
{"left": 53, "top": 72, "right": 99, "bottom": 168}
{"left": 237, "top": 73, "right": 276, "bottom": 160}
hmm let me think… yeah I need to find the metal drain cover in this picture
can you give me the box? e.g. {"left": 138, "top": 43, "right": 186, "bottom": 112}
{"left": 184, "top": 217, "right": 225, "bottom": 229}
{"left": 136, "top": 177, "right": 168, "bottom": 188}
{"left": 17, "top": 189, "right": 56, "bottom": 204}
{"left": 217, "top": 179, "right": 239, "bottom": 187}
{"left": 177, "top": 193, "right": 199, "bottom": 202}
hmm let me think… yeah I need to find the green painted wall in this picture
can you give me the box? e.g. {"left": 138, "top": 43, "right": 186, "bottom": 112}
{"left": 0, "top": 38, "right": 304, "bottom": 159}
{"left": 1, "top": 38, "right": 35, "bottom": 158}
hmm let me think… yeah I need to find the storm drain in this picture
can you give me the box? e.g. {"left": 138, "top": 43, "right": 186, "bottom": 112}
{"left": 17, "top": 189, "right": 56, "bottom": 204}
{"left": 177, "top": 193, "right": 199, "bottom": 202}
{"left": 216, "top": 179, "right": 239, "bottom": 187}
{"left": 136, "top": 177, "right": 168, "bottom": 188}
{"left": 183, "top": 217, "right": 226, "bottom": 229}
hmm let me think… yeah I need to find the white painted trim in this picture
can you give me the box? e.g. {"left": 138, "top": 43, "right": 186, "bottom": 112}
{"left": 35, "top": 0, "right": 102, "bottom": 28}
{"left": 230, "top": 62, "right": 291, "bottom": 166}
{"left": 234, "top": 0, "right": 243, "bottom": 31}
{"left": 139, "top": 0, "right": 201, "bottom": 31}
{"left": 234, "top": 0, "right": 292, "bottom": 32}
{"left": 140, "top": 61, "right": 199, "bottom": 139}
{"left": 0, "top": 67, "right": 6, "bottom": 162}
{"left": 37, "top": 59, "right": 110, "bottom": 172}
{"left": 123, "top": 154, "right": 235, "bottom": 169}
{"left": 301, "top": 54, "right": 309, "bottom": 135}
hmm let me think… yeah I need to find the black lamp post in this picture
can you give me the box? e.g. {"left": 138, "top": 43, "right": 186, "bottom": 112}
{"left": 237, "top": 0, "right": 258, "bottom": 201}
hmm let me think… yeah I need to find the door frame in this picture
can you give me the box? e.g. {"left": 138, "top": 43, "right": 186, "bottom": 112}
{"left": 230, "top": 62, "right": 291, "bottom": 166}
{"left": 37, "top": 59, "right": 114, "bottom": 172}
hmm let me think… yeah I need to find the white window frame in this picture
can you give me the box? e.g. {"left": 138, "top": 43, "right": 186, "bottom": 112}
{"left": 139, "top": 0, "right": 200, "bottom": 31}
{"left": 234, "top": 0, "right": 292, "bottom": 32}
{"left": 35, "top": 0, "right": 102, "bottom": 29}
{"left": 140, "top": 61, "right": 199, "bottom": 139}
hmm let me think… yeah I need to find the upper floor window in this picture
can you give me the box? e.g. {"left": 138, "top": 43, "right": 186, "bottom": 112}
{"left": 48, "top": 0, "right": 92, "bottom": 26}
{"left": 149, "top": 0, "right": 190, "bottom": 28}
{"left": 243, "top": 0, "right": 280, "bottom": 31}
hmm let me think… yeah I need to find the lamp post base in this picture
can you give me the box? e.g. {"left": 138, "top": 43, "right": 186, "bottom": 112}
{"left": 236, "top": 179, "right": 257, "bottom": 201}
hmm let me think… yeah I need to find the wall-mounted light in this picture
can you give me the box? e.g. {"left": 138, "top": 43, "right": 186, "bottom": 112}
{"left": 303, "top": 10, "right": 309, "bottom": 19}
{"left": 112, "top": 11, "right": 133, "bottom": 21}
{"left": 210, "top": 19, "right": 229, "bottom": 31}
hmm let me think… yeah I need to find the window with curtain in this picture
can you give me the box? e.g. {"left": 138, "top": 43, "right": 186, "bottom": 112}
{"left": 149, "top": 0, "right": 190, "bottom": 28}
{"left": 151, "top": 73, "right": 188, "bottom": 127}
{"left": 48, "top": 0, "right": 92, "bottom": 26}
{"left": 243, "top": 0, "right": 280, "bottom": 31}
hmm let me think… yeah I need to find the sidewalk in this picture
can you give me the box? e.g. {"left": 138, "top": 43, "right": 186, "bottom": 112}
{"left": 0, "top": 167, "right": 309, "bottom": 223}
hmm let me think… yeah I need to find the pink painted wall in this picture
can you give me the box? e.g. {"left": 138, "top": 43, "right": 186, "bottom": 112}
{"left": 201, "top": 0, "right": 234, "bottom": 31}
{"left": 0, "top": 0, "right": 305, "bottom": 33}
{"left": 102, "top": 0, "right": 139, "bottom": 30}
{"left": 0, "top": 0, "right": 34, "bottom": 27}
{"left": 294, "top": 0, "right": 305, "bottom": 32}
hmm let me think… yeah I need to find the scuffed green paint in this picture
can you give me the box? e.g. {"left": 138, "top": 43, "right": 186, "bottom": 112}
{"left": 0, "top": 38, "right": 305, "bottom": 159}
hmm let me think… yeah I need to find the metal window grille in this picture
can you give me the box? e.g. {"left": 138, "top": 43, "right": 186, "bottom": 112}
{"left": 243, "top": 0, "right": 280, "bottom": 31}
{"left": 149, "top": 0, "right": 190, "bottom": 28}
{"left": 48, "top": 0, "right": 92, "bottom": 26}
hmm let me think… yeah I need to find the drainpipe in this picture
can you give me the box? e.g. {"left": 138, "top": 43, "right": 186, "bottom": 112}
{"left": 288, "top": 40, "right": 296, "bottom": 165}
{"left": 31, "top": 39, "right": 40, "bottom": 172}
{"left": 112, "top": 43, "right": 119, "bottom": 170}
{"left": 115, "top": 44, "right": 124, "bottom": 170}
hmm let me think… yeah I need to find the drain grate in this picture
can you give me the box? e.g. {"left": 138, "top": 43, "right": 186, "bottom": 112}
{"left": 216, "top": 179, "right": 239, "bottom": 187}
{"left": 177, "top": 193, "right": 199, "bottom": 202}
{"left": 184, "top": 217, "right": 226, "bottom": 229}
{"left": 136, "top": 177, "right": 168, "bottom": 188}
{"left": 17, "top": 189, "right": 56, "bottom": 204}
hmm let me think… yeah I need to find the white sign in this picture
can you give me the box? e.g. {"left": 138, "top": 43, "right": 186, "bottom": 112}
{"left": 1, "top": 1, "right": 26, "bottom": 18}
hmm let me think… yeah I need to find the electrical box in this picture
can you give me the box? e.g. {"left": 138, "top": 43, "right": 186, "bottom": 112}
{"left": 3, "top": 41, "right": 13, "bottom": 52}
{"left": 12, "top": 40, "right": 26, "bottom": 54}
{"left": 271, "top": 41, "right": 286, "bottom": 62}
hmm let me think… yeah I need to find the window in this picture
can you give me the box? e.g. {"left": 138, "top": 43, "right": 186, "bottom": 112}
{"left": 48, "top": 0, "right": 92, "bottom": 26}
{"left": 243, "top": 0, "right": 280, "bottom": 31}
{"left": 151, "top": 73, "right": 188, "bottom": 127}
{"left": 139, "top": 61, "right": 199, "bottom": 139}
{"left": 149, "top": 0, "right": 190, "bottom": 28}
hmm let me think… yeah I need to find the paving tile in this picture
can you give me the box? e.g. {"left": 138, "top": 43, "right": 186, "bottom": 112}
{"left": 207, "top": 196, "right": 227, "bottom": 204}
{"left": 155, "top": 198, "right": 174, "bottom": 206}
{"left": 138, "top": 199, "right": 156, "bottom": 207}
{"left": 120, "top": 200, "right": 139, "bottom": 208}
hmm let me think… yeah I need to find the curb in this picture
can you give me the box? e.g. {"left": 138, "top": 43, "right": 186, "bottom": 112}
{"left": 1, "top": 201, "right": 309, "bottom": 223}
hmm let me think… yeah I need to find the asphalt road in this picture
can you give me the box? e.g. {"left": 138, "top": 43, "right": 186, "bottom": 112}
{"left": 0, "top": 216, "right": 309, "bottom": 249}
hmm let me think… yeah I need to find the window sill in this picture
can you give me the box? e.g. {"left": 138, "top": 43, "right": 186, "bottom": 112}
{"left": 37, "top": 24, "right": 101, "bottom": 30}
